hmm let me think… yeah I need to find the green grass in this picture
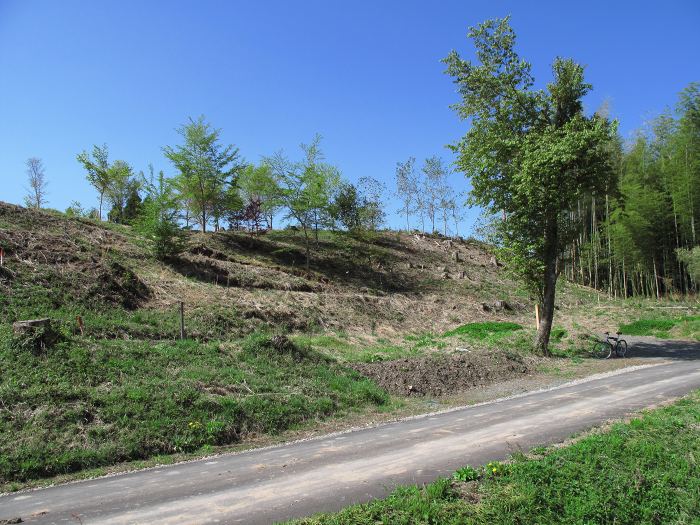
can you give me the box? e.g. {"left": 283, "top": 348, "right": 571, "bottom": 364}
{"left": 620, "top": 315, "right": 700, "bottom": 340}
{"left": 442, "top": 322, "right": 523, "bottom": 341}
{"left": 290, "top": 391, "right": 700, "bottom": 524}
{"left": 0, "top": 331, "right": 388, "bottom": 484}
{"left": 675, "top": 316, "right": 700, "bottom": 341}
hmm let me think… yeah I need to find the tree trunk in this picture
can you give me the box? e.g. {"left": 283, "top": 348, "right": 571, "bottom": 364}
{"left": 303, "top": 226, "right": 310, "bottom": 272}
{"left": 99, "top": 192, "right": 104, "bottom": 221}
{"left": 606, "top": 194, "right": 612, "bottom": 297}
{"left": 592, "top": 194, "right": 598, "bottom": 290}
{"left": 653, "top": 259, "right": 660, "bottom": 300}
{"left": 535, "top": 258, "right": 557, "bottom": 356}
{"left": 534, "top": 220, "right": 558, "bottom": 356}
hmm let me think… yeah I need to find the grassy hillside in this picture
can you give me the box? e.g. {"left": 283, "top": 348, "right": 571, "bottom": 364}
{"left": 1, "top": 202, "right": 697, "bottom": 487}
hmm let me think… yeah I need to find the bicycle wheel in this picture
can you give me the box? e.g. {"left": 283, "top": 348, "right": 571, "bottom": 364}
{"left": 592, "top": 341, "right": 613, "bottom": 359}
{"left": 616, "top": 339, "right": 628, "bottom": 358}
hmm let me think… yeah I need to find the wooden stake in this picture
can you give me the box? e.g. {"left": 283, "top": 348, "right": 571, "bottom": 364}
{"left": 179, "top": 301, "right": 185, "bottom": 340}
{"left": 76, "top": 315, "right": 84, "bottom": 336}
{"left": 0, "top": 247, "right": 4, "bottom": 266}
{"left": 535, "top": 304, "right": 540, "bottom": 330}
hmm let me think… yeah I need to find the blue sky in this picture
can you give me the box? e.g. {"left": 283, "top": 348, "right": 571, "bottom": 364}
{"left": 1, "top": 0, "right": 698, "bottom": 233}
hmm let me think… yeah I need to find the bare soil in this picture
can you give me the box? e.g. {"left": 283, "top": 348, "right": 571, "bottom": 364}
{"left": 0, "top": 203, "right": 151, "bottom": 311}
{"left": 351, "top": 351, "right": 532, "bottom": 396}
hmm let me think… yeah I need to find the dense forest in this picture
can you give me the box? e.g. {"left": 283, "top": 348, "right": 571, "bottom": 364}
{"left": 565, "top": 84, "right": 699, "bottom": 298}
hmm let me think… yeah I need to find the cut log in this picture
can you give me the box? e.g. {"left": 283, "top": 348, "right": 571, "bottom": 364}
{"left": 12, "top": 318, "right": 53, "bottom": 334}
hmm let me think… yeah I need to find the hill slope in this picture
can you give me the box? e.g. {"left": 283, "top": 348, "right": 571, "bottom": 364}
{"left": 0, "top": 201, "right": 529, "bottom": 340}
{"left": 0, "top": 202, "right": 636, "bottom": 487}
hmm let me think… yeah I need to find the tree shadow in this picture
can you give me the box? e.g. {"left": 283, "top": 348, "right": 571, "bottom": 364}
{"left": 210, "top": 231, "right": 422, "bottom": 293}
{"left": 624, "top": 336, "right": 700, "bottom": 361}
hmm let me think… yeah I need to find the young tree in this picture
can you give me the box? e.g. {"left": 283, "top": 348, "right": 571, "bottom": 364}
{"left": 444, "top": 17, "right": 616, "bottom": 354}
{"left": 77, "top": 144, "right": 110, "bottom": 220}
{"left": 395, "top": 157, "right": 418, "bottom": 232}
{"left": 439, "top": 187, "right": 455, "bottom": 236}
{"left": 358, "top": 176, "right": 386, "bottom": 231}
{"left": 238, "top": 163, "right": 282, "bottom": 229}
{"left": 264, "top": 135, "right": 340, "bottom": 271}
{"left": 449, "top": 192, "right": 466, "bottom": 238}
{"left": 677, "top": 247, "right": 700, "bottom": 283}
{"left": 330, "top": 182, "right": 362, "bottom": 231}
{"left": 421, "top": 156, "right": 448, "bottom": 233}
{"left": 122, "top": 183, "right": 144, "bottom": 224}
{"left": 24, "top": 157, "right": 48, "bottom": 209}
{"left": 106, "top": 160, "right": 139, "bottom": 224}
{"left": 135, "top": 165, "right": 185, "bottom": 260}
{"left": 163, "top": 116, "right": 244, "bottom": 232}
{"left": 65, "top": 201, "right": 98, "bottom": 219}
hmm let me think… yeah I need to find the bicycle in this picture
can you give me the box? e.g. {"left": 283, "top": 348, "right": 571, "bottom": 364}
{"left": 592, "top": 331, "right": 628, "bottom": 359}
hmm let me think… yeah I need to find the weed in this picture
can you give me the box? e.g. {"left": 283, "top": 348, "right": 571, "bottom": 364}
{"left": 453, "top": 465, "right": 480, "bottom": 482}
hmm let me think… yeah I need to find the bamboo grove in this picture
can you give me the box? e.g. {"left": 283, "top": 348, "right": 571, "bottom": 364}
{"left": 566, "top": 83, "right": 699, "bottom": 298}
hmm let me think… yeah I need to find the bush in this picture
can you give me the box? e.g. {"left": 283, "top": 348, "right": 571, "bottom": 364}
{"left": 150, "top": 219, "right": 186, "bottom": 260}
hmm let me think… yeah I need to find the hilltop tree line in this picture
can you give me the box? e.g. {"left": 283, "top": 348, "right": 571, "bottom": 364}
{"left": 17, "top": 117, "right": 462, "bottom": 268}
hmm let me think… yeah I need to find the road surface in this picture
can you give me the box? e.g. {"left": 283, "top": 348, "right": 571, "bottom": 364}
{"left": 2, "top": 336, "right": 699, "bottom": 524}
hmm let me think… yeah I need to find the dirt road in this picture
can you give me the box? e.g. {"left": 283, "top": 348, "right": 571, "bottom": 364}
{"left": 2, "top": 336, "right": 699, "bottom": 524}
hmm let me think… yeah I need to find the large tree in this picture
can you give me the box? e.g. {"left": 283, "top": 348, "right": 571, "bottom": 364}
{"left": 163, "top": 116, "right": 243, "bottom": 232}
{"left": 444, "top": 17, "right": 616, "bottom": 354}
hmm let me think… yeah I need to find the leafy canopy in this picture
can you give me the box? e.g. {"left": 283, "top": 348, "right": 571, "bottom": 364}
{"left": 444, "top": 17, "right": 616, "bottom": 301}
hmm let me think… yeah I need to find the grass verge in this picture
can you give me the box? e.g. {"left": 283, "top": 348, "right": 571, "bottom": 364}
{"left": 0, "top": 332, "right": 388, "bottom": 484}
{"left": 290, "top": 390, "right": 700, "bottom": 524}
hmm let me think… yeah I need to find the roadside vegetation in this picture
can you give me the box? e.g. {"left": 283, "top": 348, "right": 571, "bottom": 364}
{"left": 290, "top": 391, "right": 700, "bottom": 525}
{"left": 0, "top": 332, "right": 388, "bottom": 484}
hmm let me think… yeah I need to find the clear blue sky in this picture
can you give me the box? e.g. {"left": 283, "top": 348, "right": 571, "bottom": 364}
{"left": 1, "top": 0, "right": 698, "bottom": 233}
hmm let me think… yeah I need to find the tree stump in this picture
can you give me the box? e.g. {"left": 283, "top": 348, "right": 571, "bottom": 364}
{"left": 494, "top": 300, "right": 513, "bottom": 311}
{"left": 12, "top": 318, "right": 60, "bottom": 354}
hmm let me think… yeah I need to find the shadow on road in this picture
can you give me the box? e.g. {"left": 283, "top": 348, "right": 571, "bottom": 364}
{"left": 626, "top": 337, "right": 700, "bottom": 361}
